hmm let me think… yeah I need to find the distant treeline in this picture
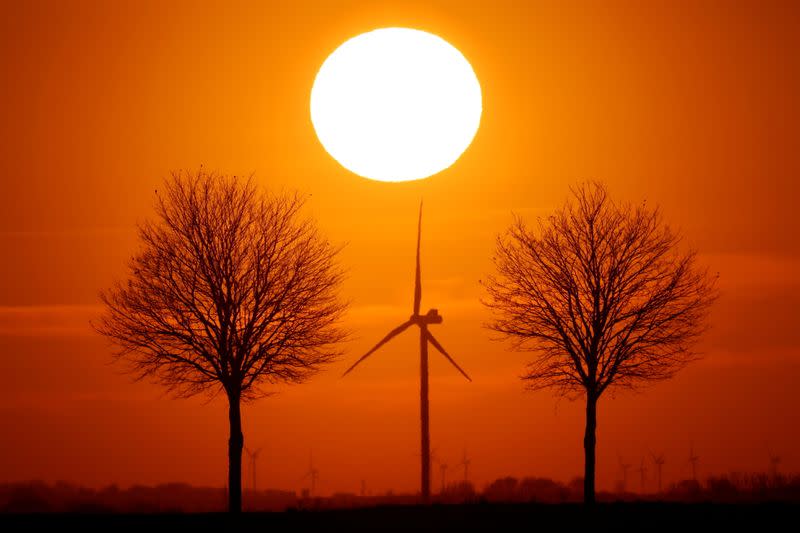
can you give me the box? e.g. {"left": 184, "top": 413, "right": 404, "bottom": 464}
{"left": 2, "top": 473, "right": 799, "bottom": 513}
{"left": 480, "top": 474, "right": 800, "bottom": 504}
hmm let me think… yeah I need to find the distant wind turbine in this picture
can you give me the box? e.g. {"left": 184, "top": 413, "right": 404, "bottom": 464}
{"left": 244, "top": 446, "right": 262, "bottom": 492}
{"left": 651, "top": 452, "right": 666, "bottom": 492}
{"left": 342, "top": 203, "right": 472, "bottom": 503}
{"left": 303, "top": 453, "right": 319, "bottom": 497}
{"left": 459, "top": 449, "right": 471, "bottom": 483}
{"left": 637, "top": 457, "right": 647, "bottom": 493}
{"left": 688, "top": 444, "right": 700, "bottom": 481}
{"left": 618, "top": 455, "right": 631, "bottom": 492}
{"left": 768, "top": 447, "right": 781, "bottom": 479}
{"left": 439, "top": 462, "right": 449, "bottom": 493}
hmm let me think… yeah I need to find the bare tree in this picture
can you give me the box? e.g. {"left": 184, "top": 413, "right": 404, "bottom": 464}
{"left": 95, "top": 170, "right": 347, "bottom": 513}
{"left": 482, "top": 182, "right": 717, "bottom": 505}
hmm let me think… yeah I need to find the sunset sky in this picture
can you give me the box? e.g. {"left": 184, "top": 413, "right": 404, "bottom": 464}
{"left": 1, "top": 0, "right": 799, "bottom": 496}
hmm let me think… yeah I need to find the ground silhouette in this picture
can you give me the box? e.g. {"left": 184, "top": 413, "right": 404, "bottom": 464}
{"left": 3, "top": 471, "right": 799, "bottom": 514}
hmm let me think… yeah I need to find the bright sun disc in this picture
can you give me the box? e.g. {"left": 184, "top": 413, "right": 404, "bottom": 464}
{"left": 310, "top": 28, "right": 482, "bottom": 182}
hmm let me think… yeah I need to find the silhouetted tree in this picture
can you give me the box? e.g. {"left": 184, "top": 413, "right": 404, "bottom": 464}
{"left": 482, "top": 182, "right": 717, "bottom": 505}
{"left": 96, "top": 170, "right": 347, "bottom": 513}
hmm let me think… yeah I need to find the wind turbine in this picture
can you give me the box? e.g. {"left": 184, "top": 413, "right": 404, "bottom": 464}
{"left": 459, "top": 449, "right": 471, "bottom": 483}
{"left": 651, "top": 452, "right": 666, "bottom": 492}
{"left": 303, "top": 453, "right": 319, "bottom": 497}
{"left": 768, "top": 448, "right": 781, "bottom": 479}
{"left": 618, "top": 455, "right": 631, "bottom": 492}
{"left": 637, "top": 457, "right": 647, "bottom": 493}
{"left": 342, "top": 204, "right": 472, "bottom": 503}
{"left": 439, "top": 461, "right": 449, "bottom": 493}
{"left": 688, "top": 444, "right": 700, "bottom": 481}
{"left": 244, "top": 446, "right": 262, "bottom": 492}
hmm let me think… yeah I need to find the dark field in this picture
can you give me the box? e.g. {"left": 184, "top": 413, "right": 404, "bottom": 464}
{"left": 3, "top": 502, "right": 797, "bottom": 531}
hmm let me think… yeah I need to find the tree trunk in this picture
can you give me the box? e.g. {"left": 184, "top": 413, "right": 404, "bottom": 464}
{"left": 228, "top": 392, "right": 244, "bottom": 513}
{"left": 583, "top": 392, "right": 598, "bottom": 505}
{"left": 420, "top": 325, "right": 431, "bottom": 504}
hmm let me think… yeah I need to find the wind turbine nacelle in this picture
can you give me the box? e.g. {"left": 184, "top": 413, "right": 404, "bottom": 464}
{"left": 418, "top": 309, "right": 442, "bottom": 324}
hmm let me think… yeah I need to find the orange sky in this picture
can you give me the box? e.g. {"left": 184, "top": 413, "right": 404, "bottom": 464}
{"left": 1, "top": 0, "right": 799, "bottom": 496}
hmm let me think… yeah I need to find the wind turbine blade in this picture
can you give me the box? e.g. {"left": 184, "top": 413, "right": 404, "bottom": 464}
{"left": 342, "top": 320, "right": 414, "bottom": 377}
{"left": 426, "top": 331, "right": 472, "bottom": 382}
{"left": 413, "top": 202, "right": 422, "bottom": 316}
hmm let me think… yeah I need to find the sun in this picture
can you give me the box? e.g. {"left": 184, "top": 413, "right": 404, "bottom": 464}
{"left": 310, "top": 28, "right": 482, "bottom": 183}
